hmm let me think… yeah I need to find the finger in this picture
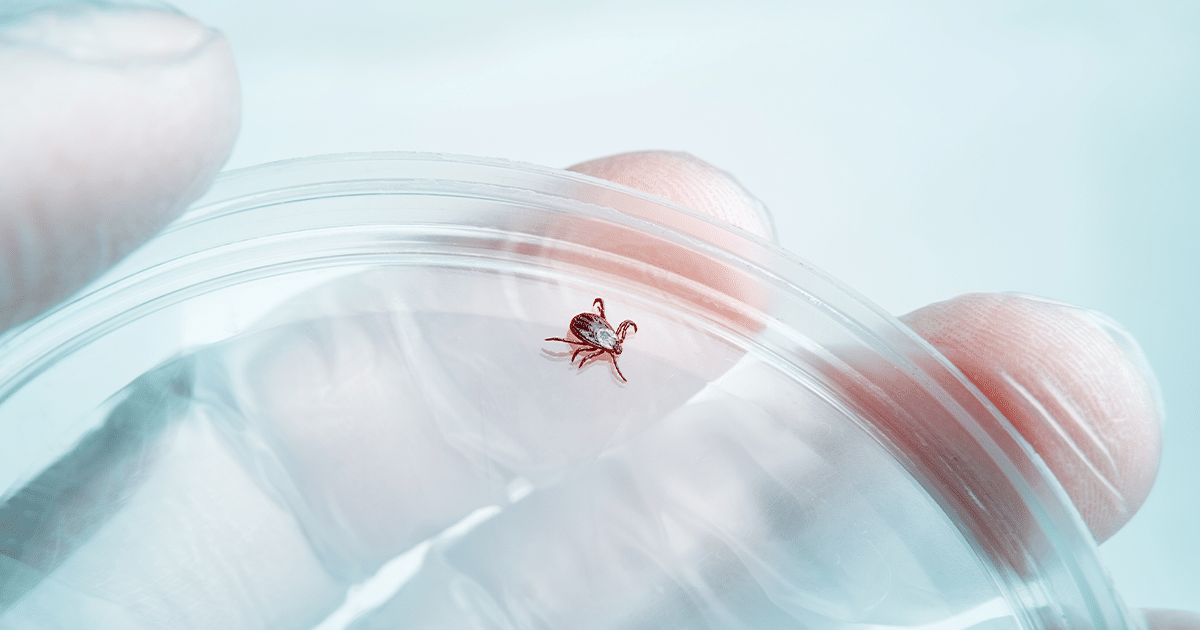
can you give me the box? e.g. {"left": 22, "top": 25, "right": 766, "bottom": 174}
{"left": 0, "top": 368, "right": 347, "bottom": 628}
{"left": 353, "top": 360, "right": 993, "bottom": 629}
{"left": 562, "top": 151, "right": 774, "bottom": 336}
{"left": 0, "top": 3, "right": 240, "bottom": 333}
{"left": 1143, "top": 608, "right": 1200, "bottom": 630}
{"left": 900, "top": 293, "right": 1163, "bottom": 543}
{"left": 567, "top": 150, "right": 774, "bottom": 240}
{"left": 571, "top": 153, "right": 1167, "bottom": 544}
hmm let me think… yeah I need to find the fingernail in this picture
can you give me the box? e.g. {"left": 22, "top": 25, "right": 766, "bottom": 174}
{"left": 1, "top": 2, "right": 213, "bottom": 66}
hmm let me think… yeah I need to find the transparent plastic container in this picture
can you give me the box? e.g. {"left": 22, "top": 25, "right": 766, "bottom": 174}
{"left": 0, "top": 153, "right": 1135, "bottom": 630}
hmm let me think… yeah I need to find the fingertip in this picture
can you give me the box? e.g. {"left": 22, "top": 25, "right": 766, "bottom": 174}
{"left": 0, "top": 4, "right": 240, "bottom": 332}
{"left": 901, "top": 293, "right": 1163, "bottom": 542}
{"left": 567, "top": 151, "right": 775, "bottom": 241}
{"left": 557, "top": 151, "right": 776, "bottom": 340}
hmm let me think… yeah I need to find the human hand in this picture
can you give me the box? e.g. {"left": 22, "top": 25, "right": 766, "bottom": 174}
{"left": 565, "top": 151, "right": 1197, "bottom": 630}
{"left": 566, "top": 151, "right": 1196, "bottom": 630}
{"left": 1, "top": 4, "right": 1195, "bottom": 630}
{"left": 0, "top": 1, "right": 238, "bottom": 333}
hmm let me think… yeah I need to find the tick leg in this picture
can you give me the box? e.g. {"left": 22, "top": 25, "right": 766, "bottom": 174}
{"left": 545, "top": 337, "right": 582, "bottom": 344}
{"left": 576, "top": 350, "right": 606, "bottom": 368}
{"left": 611, "top": 358, "right": 628, "bottom": 382}
{"left": 593, "top": 297, "right": 605, "bottom": 320}
{"left": 571, "top": 345, "right": 600, "bottom": 364}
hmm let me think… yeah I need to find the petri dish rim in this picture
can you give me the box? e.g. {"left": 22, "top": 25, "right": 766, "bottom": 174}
{"left": 0, "top": 151, "right": 1130, "bottom": 629}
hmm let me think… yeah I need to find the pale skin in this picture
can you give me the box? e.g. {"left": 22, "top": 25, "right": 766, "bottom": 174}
{"left": 0, "top": 4, "right": 1195, "bottom": 629}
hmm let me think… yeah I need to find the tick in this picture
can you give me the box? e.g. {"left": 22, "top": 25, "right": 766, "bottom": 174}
{"left": 545, "top": 297, "right": 638, "bottom": 382}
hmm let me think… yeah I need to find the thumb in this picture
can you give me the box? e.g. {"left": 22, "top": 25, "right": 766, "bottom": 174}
{"left": 0, "top": 3, "right": 240, "bottom": 333}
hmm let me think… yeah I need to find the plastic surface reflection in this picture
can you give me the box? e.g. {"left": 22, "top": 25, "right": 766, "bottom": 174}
{"left": 1, "top": 269, "right": 1006, "bottom": 630}
{"left": 0, "top": 154, "right": 1123, "bottom": 630}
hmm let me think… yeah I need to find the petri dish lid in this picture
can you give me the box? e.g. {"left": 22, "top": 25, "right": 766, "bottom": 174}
{"left": 0, "top": 153, "right": 1133, "bottom": 629}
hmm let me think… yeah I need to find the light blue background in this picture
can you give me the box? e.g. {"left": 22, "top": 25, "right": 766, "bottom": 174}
{"left": 172, "top": 0, "right": 1200, "bottom": 612}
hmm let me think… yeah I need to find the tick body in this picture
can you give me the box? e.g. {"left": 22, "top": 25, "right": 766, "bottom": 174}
{"left": 545, "top": 298, "right": 638, "bottom": 382}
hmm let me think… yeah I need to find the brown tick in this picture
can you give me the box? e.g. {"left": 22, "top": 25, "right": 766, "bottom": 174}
{"left": 545, "top": 298, "right": 638, "bottom": 382}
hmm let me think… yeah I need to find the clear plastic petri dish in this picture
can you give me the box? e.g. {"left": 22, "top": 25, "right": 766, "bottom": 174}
{"left": 0, "top": 153, "right": 1134, "bottom": 630}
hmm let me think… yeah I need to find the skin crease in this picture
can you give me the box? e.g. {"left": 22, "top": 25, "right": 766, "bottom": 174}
{"left": 0, "top": 4, "right": 1192, "bottom": 626}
